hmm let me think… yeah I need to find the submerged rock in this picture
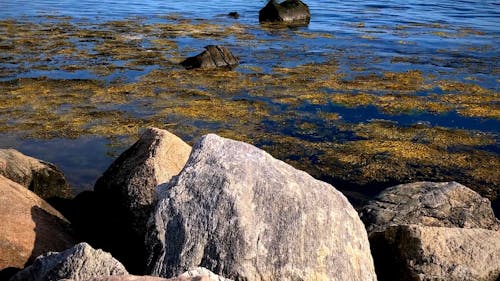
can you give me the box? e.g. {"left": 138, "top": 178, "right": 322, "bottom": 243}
{"left": 10, "top": 242, "right": 128, "bottom": 281}
{"left": 259, "top": 0, "right": 311, "bottom": 25}
{"left": 146, "top": 134, "right": 376, "bottom": 281}
{"left": 360, "top": 181, "right": 500, "bottom": 234}
{"left": 0, "top": 175, "right": 76, "bottom": 273}
{"left": 180, "top": 45, "right": 239, "bottom": 70}
{"left": 0, "top": 148, "right": 72, "bottom": 199}
{"left": 370, "top": 225, "right": 500, "bottom": 281}
{"left": 91, "top": 127, "right": 191, "bottom": 273}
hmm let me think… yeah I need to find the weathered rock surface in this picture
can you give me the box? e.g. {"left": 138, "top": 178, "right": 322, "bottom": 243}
{"left": 179, "top": 267, "right": 233, "bottom": 281}
{"left": 180, "top": 45, "right": 239, "bottom": 70}
{"left": 61, "top": 275, "right": 209, "bottom": 281}
{"left": 10, "top": 242, "right": 128, "bottom": 281}
{"left": 146, "top": 134, "right": 376, "bottom": 281}
{"left": 62, "top": 268, "right": 231, "bottom": 281}
{"left": 360, "top": 181, "right": 500, "bottom": 234}
{"left": 0, "top": 175, "right": 76, "bottom": 272}
{"left": 94, "top": 127, "right": 191, "bottom": 239}
{"left": 259, "top": 0, "right": 311, "bottom": 25}
{"left": 370, "top": 224, "right": 500, "bottom": 281}
{"left": 91, "top": 128, "right": 190, "bottom": 273}
{"left": 0, "top": 148, "right": 72, "bottom": 199}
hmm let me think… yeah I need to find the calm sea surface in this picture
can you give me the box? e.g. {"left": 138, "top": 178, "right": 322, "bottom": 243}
{"left": 0, "top": 0, "right": 499, "bottom": 203}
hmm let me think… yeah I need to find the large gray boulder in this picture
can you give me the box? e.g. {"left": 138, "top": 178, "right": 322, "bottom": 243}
{"left": 10, "top": 242, "right": 128, "bottom": 281}
{"left": 0, "top": 148, "right": 72, "bottom": 199}
{"left": 146, "top": 134, "right": 376, "bottom": 281}
{"left": 180, "top": 46, "right": 239, "bottom": 70}
{"left": 360, "top": 181, "right": 500, "bottom": 234}
{"left": 94, "top": 127, "right": 191, "bottom": 238}
{"left": 370, "top": 225, "right": 500, "bottom": 281}
{"left": 259, "top": 0, "right": 311, "bottom": 25}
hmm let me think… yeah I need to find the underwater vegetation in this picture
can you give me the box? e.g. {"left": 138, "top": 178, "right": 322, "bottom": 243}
{"left": 0, "top": 15, "right": 498, "bottom": 203}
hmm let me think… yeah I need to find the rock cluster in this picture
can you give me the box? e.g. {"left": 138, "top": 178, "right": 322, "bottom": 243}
{"left": 2, "top": 128, "right": 499, "bottom": 281}
{"left": 361, "top": 181, "right": 500, "bottom": 281}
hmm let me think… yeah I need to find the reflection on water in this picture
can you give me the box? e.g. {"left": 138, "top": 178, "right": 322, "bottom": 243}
{"left": 0, "top": 0, "right": 498, "bottom": 205}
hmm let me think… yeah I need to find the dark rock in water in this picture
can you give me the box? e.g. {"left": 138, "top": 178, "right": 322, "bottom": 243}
{"left": 259, "top": 0, "right": 311, "bottom": 25}
{"left": 370, "top": 225, "right": 500, "bottom": 281}
{"left": 360, "top": 181, "right": 500, "bottom": 234}
{"left": 0, "top": 148, "right": 72, "bottom": 199}
{"left": 227, "top": 12, "right": 239, "bottom": 19}
{"left": 146, "top": 134, "right": 376, "bottom": 280}
{"left": 0, "top": 175, "right": 76, "bottom": 272}
{"left": 10, "top": 242, "right": 128, "bottom": 281}
{"left": 180, "top": 45, "right": 239, "bottom": 70}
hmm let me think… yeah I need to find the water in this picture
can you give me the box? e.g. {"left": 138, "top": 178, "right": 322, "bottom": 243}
{"left": 0, "top": 0, "right": 498, "bottom": 204}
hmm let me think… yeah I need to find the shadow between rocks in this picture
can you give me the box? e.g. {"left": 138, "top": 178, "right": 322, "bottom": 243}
{"left": 49, "top": 191, "right": 147, "bottom": 275}
{"left": 28, "top": 206, "right": 76, "bottom": 265}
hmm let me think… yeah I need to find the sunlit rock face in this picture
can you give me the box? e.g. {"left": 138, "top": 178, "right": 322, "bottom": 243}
{"left": 0, "top": 175, "right": 76, "bottom": 272}
{"left": 0, "top": 148, "right": 72, "bottom": 199}
{"left": 10, "top": 242, "right": 128, "bottom": 281}
{"left": 146, "top": 134, "right": 376, "bottom": 281}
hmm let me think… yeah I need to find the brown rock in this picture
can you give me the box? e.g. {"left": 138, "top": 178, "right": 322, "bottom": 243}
{"left": 180, "top": 45, "right": 239, "bottom": 70}
{"left": 0, "top": 148, "right": 72, "bottom": 199}
{"left": 0, "top": 175, "right": 76, "bottom": 271}
{"left": 92, "top": 127, "right": 191, "bottom": 273}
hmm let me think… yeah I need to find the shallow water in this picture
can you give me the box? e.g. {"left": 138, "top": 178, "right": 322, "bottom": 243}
{"left": 0, "top": 0, "right": 498, "bottom": 206}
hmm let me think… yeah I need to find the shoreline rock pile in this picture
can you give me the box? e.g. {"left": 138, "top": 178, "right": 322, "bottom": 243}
{"left": 1, "top": 128, "right": 499, "bottom": 281}
{"left": 360, "top": 182, "right": 500, "bottom": 280}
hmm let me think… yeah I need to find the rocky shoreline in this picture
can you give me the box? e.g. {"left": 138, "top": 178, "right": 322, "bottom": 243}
{"left": 1, "top": 127, "right": 499, "bottom": 281}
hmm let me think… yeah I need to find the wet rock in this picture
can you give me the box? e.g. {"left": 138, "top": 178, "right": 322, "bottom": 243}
{"left": 360, "top": 181, "right": 500, "bottom": 234}
{"left": 92, "top": 127, "right": 191, "bottom": 273}
{"left": 0, "top": 148, "right": 72, "bottom": 199}
{"left": 146, "top": 134, "right": 376, "bottom": 281}
{"left": 10, "top": 242, "right": 128, "bottom": 281}
{"left": 180, "top": 45, "right": 239, "bottom": 70}
{"left": 259, "top": 0, "right": 311, "bottom": 25}
{"left": 370, "top": 225, "right": 500, "bottom": 281}
{"left": 0, "top": 175, "right": 76, "bottom": 272}
{"left": 227, "top": 12, "right": 239, "bottom": 19}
